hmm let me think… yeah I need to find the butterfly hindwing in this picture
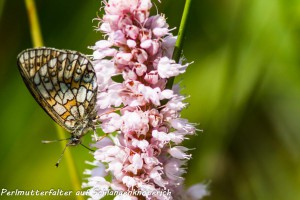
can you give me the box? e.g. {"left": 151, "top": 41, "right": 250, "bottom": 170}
{"left": 17, "top": 47, "right": 98, "bottom": 133}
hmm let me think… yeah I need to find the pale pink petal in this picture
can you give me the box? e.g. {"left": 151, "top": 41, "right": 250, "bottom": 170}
{"left": 153, "top": 27, "right": 169, "bottom": 37}
{"left": 110, "top": 181, "right": 127, "bottom": 191}
{"left": 157, "top": 57, "right": 188, "bottom": 78}
{"left": 162, "top": 35, "right": 176, "bottom": 58}
{"left": 131, "top": 138, "right": 149, "bottom": 151}
{"left": 135, "top": 64, "right": 147, "bottom": 76}
{"left": 125, "top": 25, "right": 139, "bottom": 40}
{"left": 160, "top": 89, "right": 174, "bottom": 99}
{"left": 122, "top": 176, "right": 137, "bottom": 188}
{"left": 186, "top": 184, "right": 210, "bottom": 200}
{"left": 125, "top": 154, "right": 143, "bottom": 174}
{"left": 164, "top": 158, "right": 185, "bottom": 181}
{"left": 84, "top": 161, "right": 107, "bottom": 177}
{"left": 91, "top": 137, "right": 114, "bottom": 149}
{"left": 149, "top": 166, "right": 168, "bottom": 187}
{"left": 152, "top": 130, "right": 171, "bottom": 146}
{"left": 100, "top": 112, "right": 122, "bottom": 133}
{"left": 95, "top": 40, "right": 113, "bottom": 49}
{"left": 116, "top": 52, "right": 133, "bottom": 65}
{"left": 168, "top": 146, "right": 191, "bottom": 159}
{"left": 170, "top": 118, "right": 196, "bottom": 134}
{"left": 127, "top": 39, "right": 137, "bottom": 48}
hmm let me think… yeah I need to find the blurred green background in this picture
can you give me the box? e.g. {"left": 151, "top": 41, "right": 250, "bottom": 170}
{"left": 1, "top": 0, "right": 300, "bottom": 199}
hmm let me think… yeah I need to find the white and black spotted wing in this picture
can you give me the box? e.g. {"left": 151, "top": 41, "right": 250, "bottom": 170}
{"left": 17, "top": 47, "right": 98, "bottom": 141}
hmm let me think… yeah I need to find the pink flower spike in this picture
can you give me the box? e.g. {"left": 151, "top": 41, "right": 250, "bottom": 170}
{"left": 84, "top": 0, "right": 208, "bottom": 199}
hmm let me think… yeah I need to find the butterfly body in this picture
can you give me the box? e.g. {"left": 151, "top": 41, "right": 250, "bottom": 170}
{"left": 17, "top": 47, "right": 98, "bottom": 145}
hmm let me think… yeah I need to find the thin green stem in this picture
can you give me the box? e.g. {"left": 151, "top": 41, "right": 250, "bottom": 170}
{"left": 24, "top": 0, "right": 84, "bottom": 199}
{"left": 24, "top": 0, "right": 43, "bottom": 47}
{"left": 166, "top": 0, "right": 192, "bottom": 90}
{"left": 0, "top": 0, "right": 6, "bottom": 21}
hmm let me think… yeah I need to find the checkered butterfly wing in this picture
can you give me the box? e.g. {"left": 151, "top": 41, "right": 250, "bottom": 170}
{"left": 17, "top": 48, "right": 98, "bottom": 134}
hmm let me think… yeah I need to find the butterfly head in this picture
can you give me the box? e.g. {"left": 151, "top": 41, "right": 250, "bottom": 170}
{"left": 68, "top": 135, "right": 82, "bottom": 146}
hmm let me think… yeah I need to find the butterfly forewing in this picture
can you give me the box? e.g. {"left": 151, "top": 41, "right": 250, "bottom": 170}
{"left": 17, "top": 48, "right": 98, "bottom": 134}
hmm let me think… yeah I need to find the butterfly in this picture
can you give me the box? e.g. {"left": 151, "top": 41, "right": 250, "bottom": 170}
{"left": 17, "top": 47, "right": 98, "bottom": 164}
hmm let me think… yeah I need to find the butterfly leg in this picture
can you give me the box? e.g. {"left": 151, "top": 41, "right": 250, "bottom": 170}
{"left": 92, "top": 127, "right": 99, "bottom": 141}
{"left": 97, "top": 107, "right": 123, "bottom": 118}
{"left": 96, "top": 133, "right": 109, "bottom": 142}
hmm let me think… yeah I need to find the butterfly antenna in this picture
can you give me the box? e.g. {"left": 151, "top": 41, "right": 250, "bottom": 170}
{"left": 41, "top": 138, "right": 70, "bottom": 144}
{"left": 55, "top": 143, "right": 69, "bottom": 167}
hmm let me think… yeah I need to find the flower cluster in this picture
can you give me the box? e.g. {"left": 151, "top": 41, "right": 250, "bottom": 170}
{"left": 82, "top": 0, "right": 208, "bottom": 199}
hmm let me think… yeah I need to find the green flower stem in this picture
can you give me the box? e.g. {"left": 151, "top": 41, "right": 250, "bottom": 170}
{"left": 24, "top": 0, "right": 43, "bottom": 47}
{"left": 166, "top": 0, "right": 192, "bottom": 90}
{"left": 24, "top": 0, "right": 84, "bottom": 199}
{"left": 0, "top": 0, "right": 6, "bottom": 21}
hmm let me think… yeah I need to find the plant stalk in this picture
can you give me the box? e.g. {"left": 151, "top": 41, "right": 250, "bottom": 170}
{"left": 24, "top": 0, "right": 84, "bottom": 199}
{"left": 166, "top": 0, "right": 192, "bottom": 90}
